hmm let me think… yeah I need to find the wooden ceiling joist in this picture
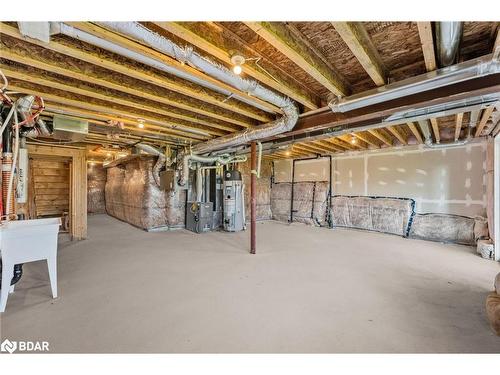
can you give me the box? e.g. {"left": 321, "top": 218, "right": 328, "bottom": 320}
{"left": 429, "top": 118, "right": 440, "bottom": 143}
{"left": 244, "top": 22, "right": 350, "bottom": 97}
{"left": 8, "top": 84, "right": 208, "bottom": 142}
{"left": 153, "top": 22, "right": 321, "bottom": 110}
{"left": 325, "top": 137, "right": 356, "bottom": 151}
{"left": 0, "top": 23, "right": 271, "bottom": 123}
{"left": 331, "top": 22, "right": 387, "bottom": 86}
{"left": 1, "top": 66, "right": 232, "bottom": 136}
{"left": 416, "top": 22, "right": 437, "bottom": 72}
{"left": 454, "top": 113, "right": 464, "bottom": 141}
{"left": 386, "top": 126, "right": 408, "bottom": 145}
{"left": 475, "top": 105, "right": 496, "bottom": 137}
{"left": 0, "top": 49, "right": 254, "bottom": 129}
{"left": 338, "top": 134, "right": 366, "bottom": 149}
{"left": 352, "top": 132, "right": 379, "bottom": 148}
{"left": 314, "top": 140, "right": 345, "bottom": 152}
{"left": 406, "top": 122, "right": 424, "bottom": 144}
{"left": 367, "top": 129, "right": 392, "bottom": 146}
{"left": 67, "top": 22, "right": 279, "bottom": 114}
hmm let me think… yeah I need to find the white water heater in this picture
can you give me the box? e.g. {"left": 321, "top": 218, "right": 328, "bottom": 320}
{"left": 223, "top": 170, "right": 245, "bottom": 232}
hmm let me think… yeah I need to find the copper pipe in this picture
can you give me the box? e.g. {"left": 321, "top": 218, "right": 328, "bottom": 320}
{"left": 250, "top": 142, "right": 256, "bottom": 254}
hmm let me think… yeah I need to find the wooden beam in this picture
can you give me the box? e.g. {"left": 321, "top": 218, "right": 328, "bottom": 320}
{"left": 244, "top": 22, "right": 350, "bottom": 96}
{"left": 454, "top": 113, "right": 464, "bottom": 141}
{"left": 0, "top": 23, "right": 272, "bottom": 122}
{"left": 67, "top": 22, "right": 278, "bottom": 114}
{"left": 0, "top": 49, "right": 253, "bottom": 129}
{"left": 352, "top": 132, "right": 380, "bottom": 148}
{"left": 430, "top": 118, "right": 441, "bottom": 143}
{"left": 406, "top": 122, "right": 424, "bottom": 144}
{"left": 417, "top": 22, "right": 437, "bottom": 72}
{"left": 332, "top": 22, "right": 387, "bottom": 86}
{"left": 314, "top": 140, "right": 345, "bottom": 152}
{"left": 325, "top": 137, "right": 356, "bottom": 151}
{"left": 386, "top": 126, "right": 408, "bottom": 145}
{"left": 8, "top": 84, "right": 208, "bottom": 142}
{"left": 475, "top": 105, "right": 496, "bottom": 137}
{"left": 339, "top": 134, "right": 366, "bottom": 149}
{"left": 367, "top": 129, "right": 392, "bottom": 146}
{"left": 295, "top": 143, "right": 325, "bottom": 154}
{"left": 154, "top": 22, "right": 320, "bottom": 110}
{"left": 1, "top": 66, "right": 229, "bottom": 136}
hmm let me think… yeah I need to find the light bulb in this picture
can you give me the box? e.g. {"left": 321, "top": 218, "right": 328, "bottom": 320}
{"left": 106, "top": 152, "right": 112, "bottom": 157}
{"left": 284, "top": 151, "right": 291, "bottom": 156}
{"left": 232, "top": 65, "right": 242, "bottom": 75}
{"left": 137, "top": 119, "right": 145, "bottom": 129}
{"left": 350, "top": 135, "right": 357, "bottom": 144}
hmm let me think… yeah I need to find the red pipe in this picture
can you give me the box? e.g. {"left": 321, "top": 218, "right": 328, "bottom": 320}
{"left": 250, "top": 142, "right": 256, "bottom": 254}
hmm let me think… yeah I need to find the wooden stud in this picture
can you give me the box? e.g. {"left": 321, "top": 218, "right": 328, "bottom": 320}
{"left": 27, "top": 145, "right": 87, "bottom": 240}
{"left": 386, "top": 126, "right": 408, "bottom": 145}
{"left": 454, "top": 113, "right": 464, "bottom": 141}
{"left": 429, "top": 118, "right": 441, "bottom": 143}
{"left": 154, "top": 22, "right": 321, "bottom": 110}
{"left": 0, "top": 49, "right": 254, "bottom": 129}
{"left": 245, "top": 22, "right": 350, "bottom": 96}
{"left": 406, "top": 122, "right": 424, "bottom": 144}
{"left": 0, "top": 23, "right": 273, "bottom": 121}
{"left": 367, "top": 129, "right": 392, "bottom": 146}
{"left": 332, "top": 22, "right": 387, "bottom": 86}
{"left": 475, "top": 105, "right": 496, "bottom": 137}
{"left": 417, "top": 22, "right": 437, "bottom": 72}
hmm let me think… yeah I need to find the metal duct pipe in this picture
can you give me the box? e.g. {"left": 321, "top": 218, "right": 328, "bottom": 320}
{"left": 329, "top": 54, "right": 500, "bottom": 113}
{"left": 92, "top": 22, "right": 298, "bottom": 185}
{"left": 417, "top": 120, "right": 433, "bottom": 146}
{"left": 134, "top": 143, "right": 166, "bottom": 187}
{"left": 53, "top": 23, "right": 271, "bottom": 113}
{"left": 436, "top": 22, "right": 463, "bottom": 67}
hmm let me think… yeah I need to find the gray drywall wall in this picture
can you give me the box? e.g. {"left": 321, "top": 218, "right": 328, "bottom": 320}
{"left": 332, "top": 141, "right": 487, "bottom": 217}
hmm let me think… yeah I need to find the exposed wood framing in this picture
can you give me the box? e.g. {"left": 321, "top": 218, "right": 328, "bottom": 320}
{"left": 8, "top": 84, "right": 209, "bottom": 141}
{"left": 153, "top": 22, "right": 320, "bottom": 110}
{"left": 475, "top": 105, "right": 496, "bottom": 137}
{"left": 326, "top": 137, "right": 356, "bottom": 151}
{"left": 67, "top": 22, "right": 278, "bottom": 114}
{"left": 406, "top": 122, "right": 424, "bottom": 144}
{"left": 455, "top": 113, "right": 464, "bottom": 141}
{"left": 417, "top": 22, "right": 437, "bottom": 72}
{"left": 338, "top": 134, "right": 366, "bottom": 149}
{"left": 1, "top": 66, "right": 232, "bottom": 135}
{"left": 314, "top": 140, "right": 344, "bottom": 152}
{"left": 430, "top": 118, "right": 441, "bottom": 143}
{"left": 27, "top": 145, "right": 87, "bottom": 240}
{"left": 367, "top": 129, "right": 392, "bottom": 146}
{"left": 0, "top": 49, "right": 254, "bottom": 129}
{"left": 0, "top": 23, "right": 272, "bottom": 122}
{"left": 352, "top": 132, "right": 379, "bottom": 148}
{"left": 387, "top": 126, "right": 408, "bottom": 145}
{"left": 244, "top": 22, "right": 350, "bottom": 97}
{"left": 332, "top": 22, "right": 387, "bottom": 86}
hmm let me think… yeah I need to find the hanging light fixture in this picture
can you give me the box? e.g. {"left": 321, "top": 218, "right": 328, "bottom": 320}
{"left": 350, "top": 134, "right": 357, "bottom": 144}
{"left": 137, "top": 118, "right": 145, "bottom": 129}
{"left": 230, "top": 52, "right": 246, "bottom": 75}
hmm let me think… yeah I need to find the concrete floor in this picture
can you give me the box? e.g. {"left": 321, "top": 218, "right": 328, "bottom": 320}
{"left": 1, "top": 214, "right": 499, "bottom": 353}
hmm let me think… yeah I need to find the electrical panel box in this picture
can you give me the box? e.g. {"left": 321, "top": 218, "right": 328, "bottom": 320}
{"left": 52, "top": 115, "right": 88, "bottom": 141}
{"left": 160, "top": 169, "right": 176, "bottom": 191}
{"left": 186, "top": 201, "right": 213, "bottom": 233}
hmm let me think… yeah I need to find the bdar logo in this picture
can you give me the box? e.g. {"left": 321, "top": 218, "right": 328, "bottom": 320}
{"left": 1, "top": 339, "right": 17, "bottom": 354}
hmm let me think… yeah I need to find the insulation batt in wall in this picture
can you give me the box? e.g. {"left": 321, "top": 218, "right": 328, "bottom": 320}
{"left": 87, "top": 163, "right": 106, "bottom": 214}
{"left": 105, "top": 156, "right": 185, "bottom": 230}
{"left": 271, "top": 182, "right": 329, "bottom": 226}
{"left": 331, "top": 196, "right": 414, "bottom": 236}
{"left": 332, "top": 141, "right": 488, "bottom": 217}
{"left": 237, "top": 159, "right": 273, "bottom": 221}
